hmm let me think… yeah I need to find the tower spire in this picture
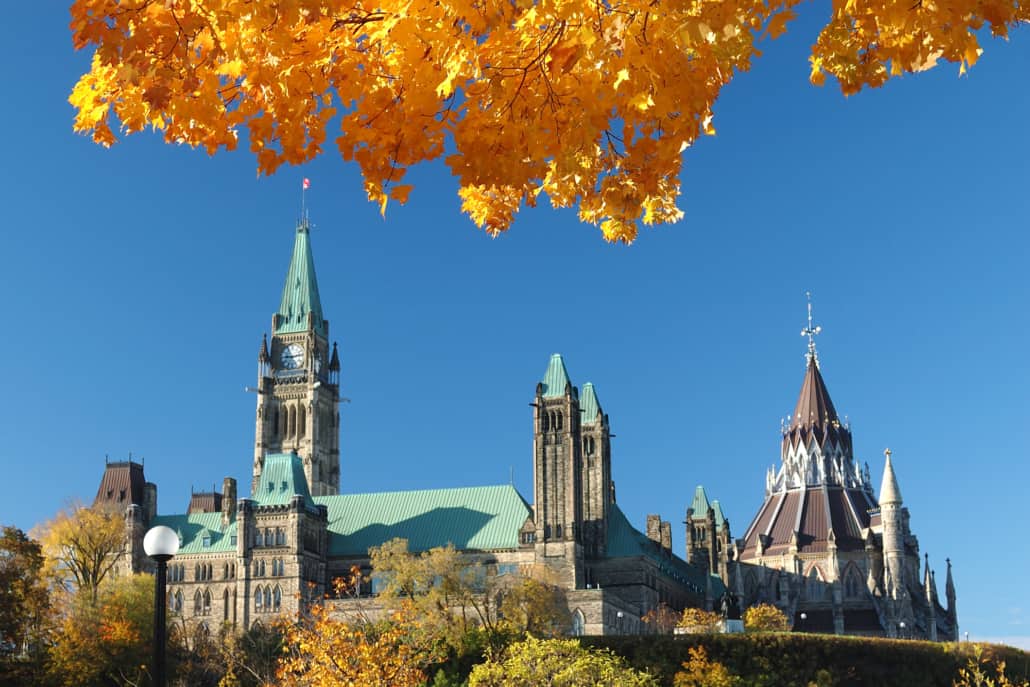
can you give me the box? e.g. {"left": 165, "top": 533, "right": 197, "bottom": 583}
{"left": 275, "top": 221, "right": 326, "bottom": 338}
{"left": 801, "top": 291, "right": 822, "bottom": 365}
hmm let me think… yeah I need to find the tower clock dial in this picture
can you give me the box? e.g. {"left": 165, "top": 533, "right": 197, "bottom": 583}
{"left": 280, "top": 343, "right": 305, "bottom": 369}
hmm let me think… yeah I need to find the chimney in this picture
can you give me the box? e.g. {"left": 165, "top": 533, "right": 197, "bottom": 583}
{"left": 646, "top": 514, "right": 661, "bottom": 544}
{"left": 143, "top": 482, "right": 158, "bottom": 525}
{"left": 660, "top": 521, "right": 672, "bottom": 554}
{"left": 222, "top": 477, "right": 237, "bottom": 527}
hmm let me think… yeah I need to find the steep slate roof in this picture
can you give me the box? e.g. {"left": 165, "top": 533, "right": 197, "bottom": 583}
{"left": 254, "top": 453, "right": 317, "bottom": 510}
{"left": 689, "top": 485, "right": 711, "bottom": 518}
{"left": 791, "top": 357, "right": 839, "bottom": 431}
{"left": 879, "top": 452, "right": 903, "bottom": 504}
{"left": 607, "top": 503, "right": 724, "bottom": 597}
{"left": 740, "top": 485, "right": 877, "bottom": 557}
{"left": 711, "top": 500, "right": 727, "bottom": 531}
{"left": 580, "top": 383, "right": 602, "bottom": 424}
{"left": 315, "top": 484, "right": 531, "bottom": 557}
{"left": 540, "top": 354, "right": 573, "bottom": 398}
{"left": 151, "top": 512, "right": 238, "bottom": 555}
{"left": 94, "top": 461, "right": 146, "bottom": 507}
{"left": 276, "top": 221, "right": 326, "bottom": 337}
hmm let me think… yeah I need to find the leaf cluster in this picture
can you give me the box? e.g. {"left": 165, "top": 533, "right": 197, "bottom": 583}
{"left": 677, "top": 607, "right": 724, "bottom": 634}
{"left": 68, "top": 0, "right": 1027, "bottom": 241}
{"left": 742, "top": 604, "right": 790, "bottom": 633}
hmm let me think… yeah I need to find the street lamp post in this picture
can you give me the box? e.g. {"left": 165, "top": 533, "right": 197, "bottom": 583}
{"left": 144, "top": 526, "right": 180, "bottom": 687}
{"left": 799, "top": 612, "right": 807, "bottom": 633}
{"left": 898, "top": 621, "right": 906, "bottom": 640}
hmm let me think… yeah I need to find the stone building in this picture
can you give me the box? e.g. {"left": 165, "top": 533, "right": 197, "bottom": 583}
{"left": 687, "top": 313, "right": 959, "bottom": 640}
{"left": 94, "top": 220, "right": 722, "bottom": 637}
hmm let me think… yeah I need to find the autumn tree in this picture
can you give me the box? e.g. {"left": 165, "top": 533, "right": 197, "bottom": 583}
{"left": 47, "top": 573, "right": 153, "bottom": 687}
{"left": 35, "top": 503, "right": 126, "bottom": 605}
{"left": 641, "top": 603, "right": 681, "bottom": 634}
{"left": 673, "top": 646, "right": 739, "bottom": 687}
{"left": 277, "top": 603, "right": 434, "bottom": 687}
{"left": 0, "top": 527, "right": 50, "bottom": 659}
{"left": 68, "top": 0, "right": 1028, "bottom": 242}
{"left": 677, "top": 607, "right": 724, "bottom": 634}
{"left": 742, "top": 603, "right": 790, "bottom": 633}
{"left": 468, "top": 635, "right": 657, "bottom": 687}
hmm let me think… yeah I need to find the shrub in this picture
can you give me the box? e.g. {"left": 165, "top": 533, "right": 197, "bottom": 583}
{"left": 742, "top": 604, "right": 789, "bottom": 633}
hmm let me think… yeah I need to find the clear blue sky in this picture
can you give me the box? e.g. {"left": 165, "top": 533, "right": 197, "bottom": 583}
{"left": 1, "top": 6, "right": 1027, "bottom": 647}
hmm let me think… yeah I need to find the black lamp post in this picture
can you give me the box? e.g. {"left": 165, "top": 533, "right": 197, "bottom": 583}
{"left": 144, "top": 526, "right": 179, "bottom": 687}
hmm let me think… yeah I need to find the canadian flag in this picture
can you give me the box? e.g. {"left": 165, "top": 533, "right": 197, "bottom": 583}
{"left": 302, "top": 178, "right": 311, "bottom": 190}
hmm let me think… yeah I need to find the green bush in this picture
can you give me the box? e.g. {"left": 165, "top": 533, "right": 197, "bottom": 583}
{"left": 583, "top": 634, "right": 1030, "bottom": 687}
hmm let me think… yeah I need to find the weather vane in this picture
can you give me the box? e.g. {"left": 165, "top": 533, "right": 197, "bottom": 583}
{"left": 800, "top": 291, "right": 821, "bottom": 362}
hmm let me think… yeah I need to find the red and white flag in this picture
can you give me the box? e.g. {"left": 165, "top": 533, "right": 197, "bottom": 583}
{"left": 302, "top": 178, "right": 311, "bottom": 190}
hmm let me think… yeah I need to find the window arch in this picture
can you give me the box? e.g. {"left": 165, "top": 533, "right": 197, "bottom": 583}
{"left": 288, "top": 405, "right": 297, "bottom": 437}
{"left": 273, "top": 586, "right": 282, "bottom": 612}
{"left": 272, "top": 407, "right": 279, "bottom": 437}
{"left": 844, "top": 567, "right": 863, "bottom": 598}
{"left": 173, "top": 590, "right": 183, "bottom": 614}
{"left": 224, "top": 589, "right": 230, "bottom": 620}
{"left": 276, "top": 528, "right": 285, "bottom": 546}
{"left": 555, "top": 411, "right": 563, "bottom": 430}
{"left": 203, "top": 590, "right": 211, "bottom": 615}
{"left": 263, "top": 588, "right": 271, "bottom": 611}
{"left": 194, "top": 563, "right": 200, "bottom": 581}
{"left": 194, "top": 590, "right": 203, "bottom": 615}
{"left": 541, "top": 412, "right": 549, "bottom": 432}
{"left": 264, "top": 528, "right": 273, "bottom": 546}
{"left": 571, "top": 608, "right": 585, "bottom": 636}
{"left": 279, "top": 405, "right": 287, "bottom": 437}
{"left": 254, "top": 586, "right": 263, "bottom": 611}
{"left": 298, "top": 404, "right": 306, "bottom": 438}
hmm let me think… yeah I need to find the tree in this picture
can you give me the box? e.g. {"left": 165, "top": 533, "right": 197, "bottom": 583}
{"left": 742, "top": 603, "right": 790, "bottom": 633}
{"left": 277, "top": 603, "right": 433, "bottom": 687}
{"left": 673, "top": 646, "right": 739, "bottom": 687}
{"left": 468, "top": 635, "right": 657, "bottom": 687}
{"left": 47, "top": 573, "right": 153, "bottom": 687}
{"left": 677, "top": 607, "right": 723, "bottom": 634}
{"left": 0, "top": 527, "right": 50, "bottom": 659}
{"left": 67, "top": 0, "right": 1026, "bottom": 243}
{"left": 35, "top": 504, "right": 126, "bottom": 605}
{"left": 641, "top": 603, "right": 680, "bottom": 634}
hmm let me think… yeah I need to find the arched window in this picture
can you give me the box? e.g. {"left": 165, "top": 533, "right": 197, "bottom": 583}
{"left": 264, "top": 528, "right": 273, "bottom": 546}
{"left": 556, "top": 411, "right": 563, "bottom": 430}
{"left": 279, "top": 405, "right": 287, "bottom": 437}
{"left": 555, "top": 524, "right": 563, "bottom": 539}
{"left": 571, "top": 609, "right": 585, "bottom": 636}
{"left": 194, "top": 590, "right": 203, "bottom": 615}
{"left": 273, "top": 586, "right": 282, "bottom": 611}
{"left": 288, "top": 405, "right": 297, "bottom": 437}
{"left": 276, "top": 529, "right": 285, "bottom": 546}
{"left": 541, "top": 412, "right": 549, "bottom": 432}
{"left": 223, "top": 563, "right": 229, "bottom": 579}
{"left": 845, "top": 568, "right": 863, "bottom": 598}
{"left": 255, "top": 587, "right": 263, "bottom": 611}
{"left": 272, "top": 407, "right": 279, "bottom": 437}
{"left": 203, "top": 590, "right": 211, "bottom": 615}
{"left": 259, "top": 560, "right": 266, "bottom": 577}
{"left": 224, "top": 589, "right": 230, "bottom": 620}
{"left": 194, "top": 563, "right": 200, "bottom": 581}
{"left": 263, "top": 588, "right": 271, "bottom": 610}
{"left": 806, "top": 568, "right": 823, "bottom": 600}
{"left": 298, "top": 405, "right": 306, "bottom": 438}
{"left": 173, "top": 590, "right": 183, "bottom": 613}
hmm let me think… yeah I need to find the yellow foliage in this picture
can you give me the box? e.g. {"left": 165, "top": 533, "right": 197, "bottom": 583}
{"left": 34, "top": 502, "right": 126, "bottom": 605}
{"left": 953, "top": 644, "right": 1030, "bottom": 687}
{"left": 742, "top": 603, "right": 790, "bottom": 632}
{"left": 673, "top": 646, "right": 739, "bottom": 687}
{"left": 69, "top": 0, "right": 1028, "bottom": 242}
{"left": 678, "top": 607, "right": 723, "bottom": 633}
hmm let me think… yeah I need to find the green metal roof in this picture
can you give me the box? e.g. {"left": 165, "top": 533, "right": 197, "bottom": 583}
{"left": 254, "top": 453, "right": 317, "bottom": 510}
{"left": 540, "top": 353, "right": 573, "bottom": 398}
{"left": 151, "top": 512, "right": 237, "bottom": 555}
{"left": 314, "top": 484, "right": 531, "bottom": 557}
{"left": 711, "top": 500, "right": 726, "bottom": 531}
{"left": 689, "top": 485, "right": 711, "bottom": 519}
{"left": 606, "top": 503, "right": 723, "bottom": 597}
{"left": 580, "top": 383, "right": 602, "bottom": 424}
{"left": 276, "top": 222, "right": 326, "bottom": 337}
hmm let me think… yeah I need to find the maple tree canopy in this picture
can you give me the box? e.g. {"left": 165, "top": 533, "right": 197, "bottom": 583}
{"left": 70, "top": 0, "right": 1026, "bottom": 242}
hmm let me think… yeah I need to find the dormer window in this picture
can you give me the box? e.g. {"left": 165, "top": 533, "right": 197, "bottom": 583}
{"left": 202, "top": 535, "right": 211, "bottom": 548}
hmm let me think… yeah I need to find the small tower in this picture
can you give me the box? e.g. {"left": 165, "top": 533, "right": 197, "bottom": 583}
{"left": 923, "top": 555, "right": 938, "bottom": 641}
{"left": 945, "top": 558, "right": 958, "bottom": 638}
{"left": 253, "top": 220, "right": 341, "bottom": 497}
{"left": 879, "top": 448, "right": 909, "bottom": 635}
{"left": 532, "top": 354, "right": 584, "bottom": 588}
{"left": 578, "top": 382, "right": 611, "bottom": 558}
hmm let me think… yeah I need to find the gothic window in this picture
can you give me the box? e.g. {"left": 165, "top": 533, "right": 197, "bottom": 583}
{"left": 255, "top": 587, "right": 263, "bottom": 611}
{"left": 541, "top": 412, "right": 549, "bottom": 432}
{"left": 254, "top": 530, "right": 261, "bottom": 547}
{"left": 223, "top": 589, "right": 230, "bottom": 620}
{"left": 299, "top": 405, "right": 306, "bottom": 438}
{"left": 263, "top": 588, "right": 271, "bottom": 610}
{"left": 556, "top": 524, "right": 563, "bottom": 539}
{"left": 203, "top": 590, "right": 211, "bottom": 615}
{"left": 272, "top": 407, "right": 279, "bottom": 437}
{"left": 556, "top": 411, "right": 564, "bottom": 430}
{"left": 264, "top": 529, "right": 273, "bottom": 546}
{"left": 258, "top": 560, "right": 266, "bottom": 577}
{"left": 276, "top": 529, "right": 285, "bottom": 545}
{"left": 571, "top": 609, "right": 585, "bottom": 636}
{"left": 806, "top": 568, "right": 823, "bottom": 600}
{"left": 173, "top": 590, "right": 183, "bottom": 614}
{"left": 273, "top": 586, "right": 282, "bottom": 611}
{"left": 845, "top": 568, "right": 863, "bottom": 598}
{"left": 223, "top": 563, "right": 229, "bottom": 579}
{"left": 279, "top": 406, "right": 287, "bottom": 437}
{"left": 288, "top": 405, "right": 297, "bottom": 437}
{"left": 194, "top": 590, "right": 203, "bottom": 615}
{"left": 194, "top": 563, "right": 200, "bottom": 580}
{"left": 544, "top": 524, "right": 551, "bottom": 539}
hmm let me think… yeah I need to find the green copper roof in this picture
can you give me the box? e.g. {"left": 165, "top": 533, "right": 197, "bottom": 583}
{"left": 276, "top": 222, "right": 326, "bottom": 337}
{"left": 689, "top": 485, "right": 711, "bottom": 519}
{"left": 150, "top": 512, "right": 237, "bottom": 555}
{"left": 314, "top": 485, "right": 531, "bottom": 557}
{"left": 606, "top": 503, "right": 723, "bottom": 596}
{"left": 580, "top": 383, "right": 602, "bottom": 424}
{"left": 254, "top": 453, "right": 316, "bottom": 510}
{"left": 540, "top": 354, "right": 573, "bottom": 398}
{"left": 711, "top": 500, "right": 726, "bottom": 531}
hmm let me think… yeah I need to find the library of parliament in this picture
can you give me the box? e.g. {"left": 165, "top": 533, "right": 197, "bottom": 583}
{"left": 95, "top": 221, "right": 958, "bottom": 640}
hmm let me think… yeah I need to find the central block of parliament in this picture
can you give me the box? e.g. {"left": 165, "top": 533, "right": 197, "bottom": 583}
{"left": 95, "top": 221, "right": 957, "bottom": 640}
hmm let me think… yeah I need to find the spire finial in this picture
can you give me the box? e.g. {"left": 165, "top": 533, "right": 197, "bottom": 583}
{"left": 801, "top": 291, "right": 822, "bottom": 364}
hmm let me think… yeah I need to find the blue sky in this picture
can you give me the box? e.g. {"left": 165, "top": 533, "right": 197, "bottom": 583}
{"left": 1, "top": 6, "right": 1027, "bottom": 647}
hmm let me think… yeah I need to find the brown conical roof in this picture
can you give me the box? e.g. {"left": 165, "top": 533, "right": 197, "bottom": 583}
{"left": 790, "top": 356, "right": 839, "bottom": 431}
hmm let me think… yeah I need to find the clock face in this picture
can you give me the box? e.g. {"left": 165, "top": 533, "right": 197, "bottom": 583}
{"left": 280, "top": 343, "right": 305, "bottom": 370}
